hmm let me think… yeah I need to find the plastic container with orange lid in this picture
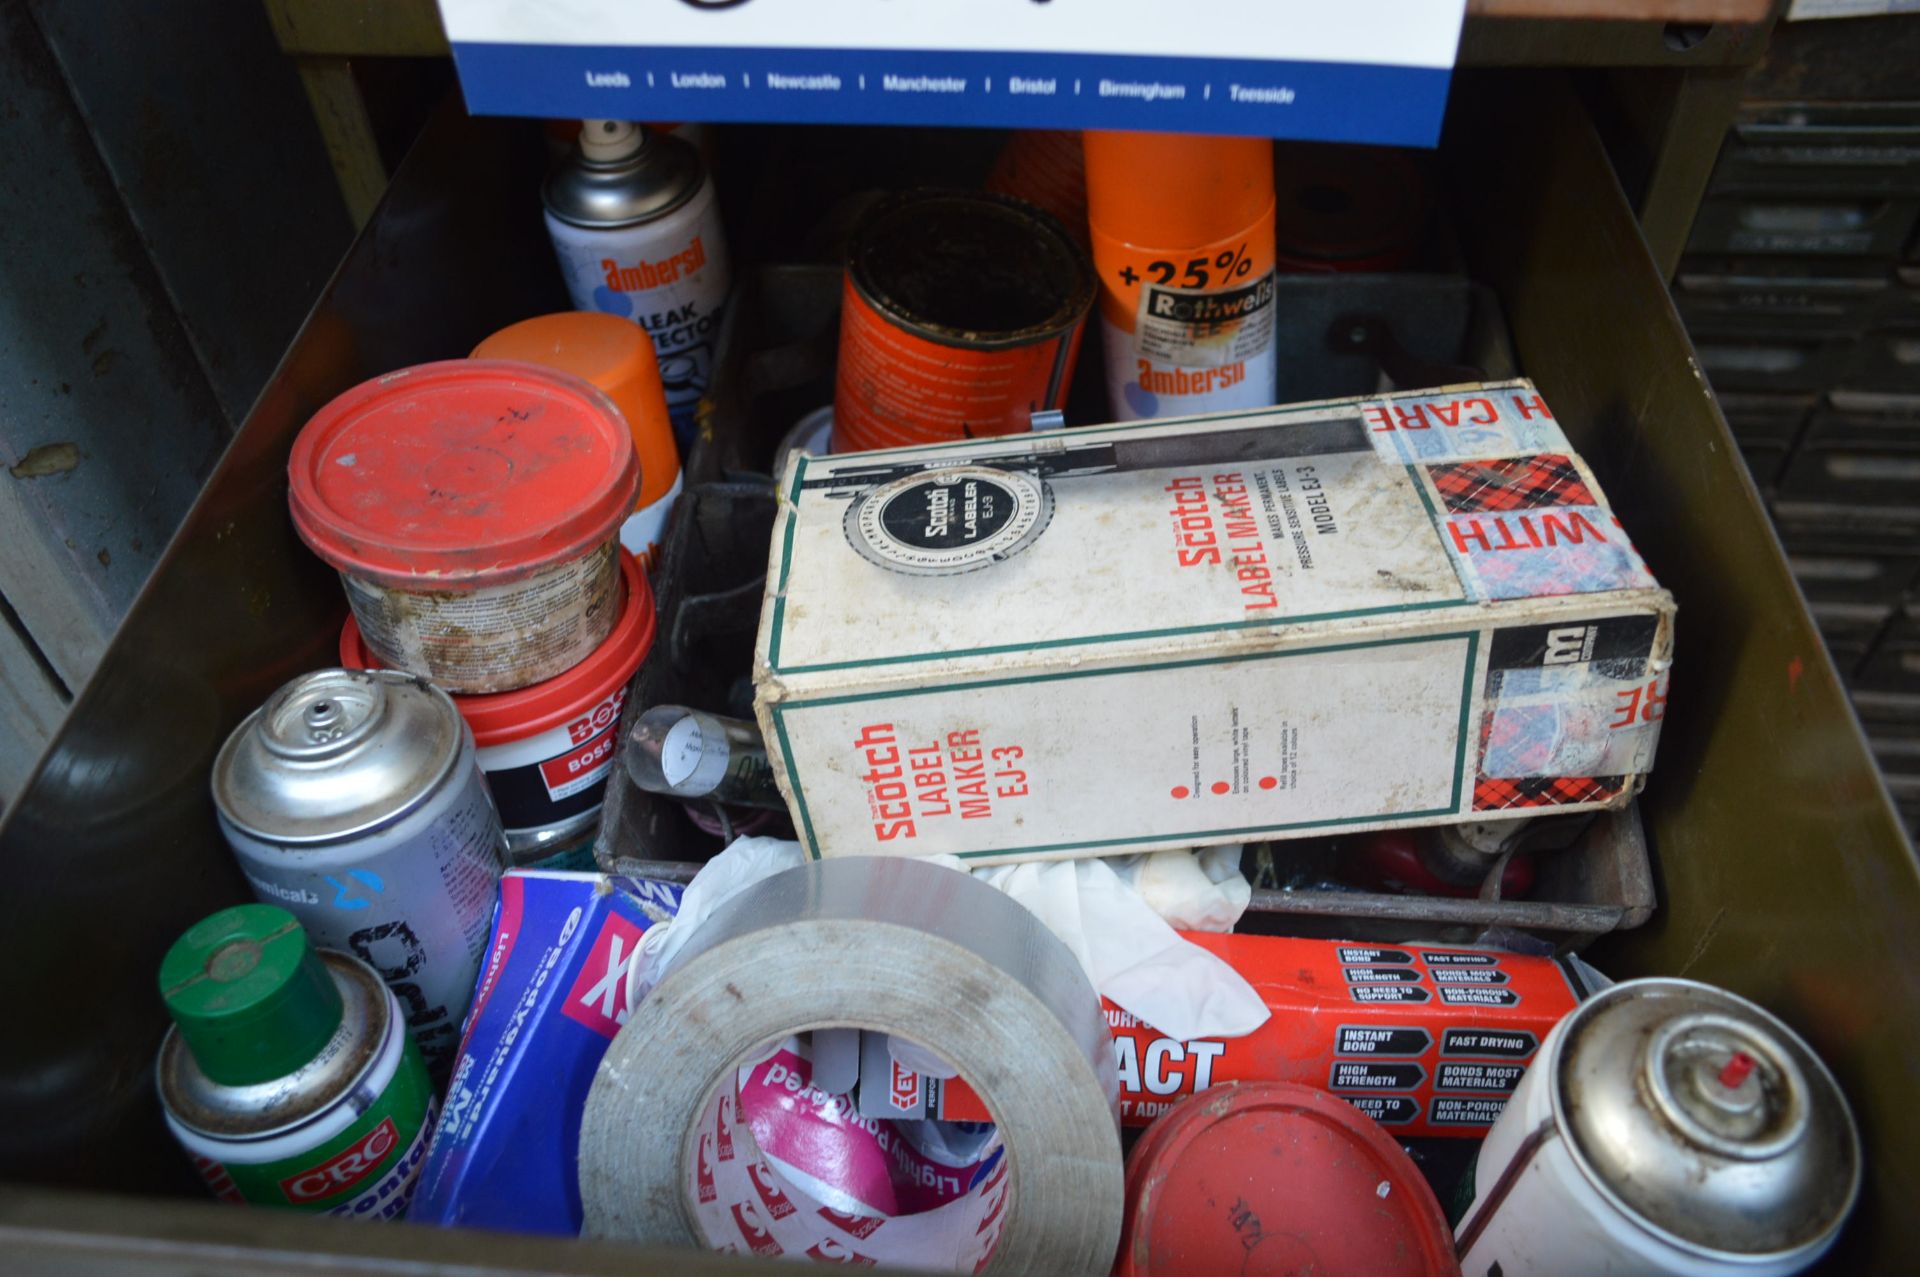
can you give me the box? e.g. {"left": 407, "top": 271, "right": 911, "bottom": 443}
{"left": 1084, "top": 131, "right": 1278, "bottom": 421}
{"left": 342, "top": 550, "right": 654, "bottom": 870}
{"left": 471, "top": 312, "right": 684, "bottom": 569}
{"left": 289, "top": 360, "right": 638, "bottom": 694}
{"left": 1116, "top": 1081, "right": 1460, "bottom": 1277}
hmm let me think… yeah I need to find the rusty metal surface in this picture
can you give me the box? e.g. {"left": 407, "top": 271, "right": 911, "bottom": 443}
{"left": 0, "top": 102, "right": 563, "bottom": 1194}
{"left": 1459, "top": 15, "right": 1772, "bottom": 67}
{"left": 1448, "top": 69, "right": 1920, "bottom": 1270}
{"left": 1742, "top": 9, "right": 1920, "bottom": 101}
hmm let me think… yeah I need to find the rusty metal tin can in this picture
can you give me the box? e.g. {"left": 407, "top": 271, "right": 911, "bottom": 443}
{"left": 288, "top": 361, "right": 638, "bottom": 694}
{"left": 832, "top": 189, "right": 1093, "bottom": 454}
{"left": 1456, "top": 977, "right": 1861, "bottom": 1276}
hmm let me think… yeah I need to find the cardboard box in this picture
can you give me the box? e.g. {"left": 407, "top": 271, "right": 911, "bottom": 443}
{"left": 755, "top": 380, "right": 1675, "bottom": 863}
{"left": 410, "top": 870, "right": 683, "bottom": 1234}
{"left": 927, "top": 934, "right": 1589, "bottom": 1138}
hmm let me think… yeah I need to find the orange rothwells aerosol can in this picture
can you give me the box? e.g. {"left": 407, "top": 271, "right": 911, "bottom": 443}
{"left": 1084, "top": 132, "right": 1278, "bottom": 421}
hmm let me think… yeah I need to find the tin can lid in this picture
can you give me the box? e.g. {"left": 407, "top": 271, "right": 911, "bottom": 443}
{"left": 288, "top": 361, "right": 639, "bottom": 589}
{"left": 1116, "top": 1082, "right": 1459, "bottom": 1277}
{"left": 1554, "top": 978, "right": 1861, "bottom": 1260}
{"left": 158, "top": 905, "right": 344, "bottom": 1086}
{"left": 471, "top": 314, "right": 680, "bottom": 510}
{"left": 1084, "top": 131, "right": 1274, "bottom": 249}
{"left": 542, "top": 124, "right": 703, "bottom": 229}
{"left": 338, "top": 551, "right": 656, "bottom": 746}
{"left": 212, "top": 669, "right": 467, "bottom": 844}
{"left": 846, "top": 189, "right": 1095, "bottom": 351}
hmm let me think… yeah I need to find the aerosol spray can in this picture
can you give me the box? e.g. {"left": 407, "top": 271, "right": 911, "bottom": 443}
{"left": 212, "top": 669, "right": 508, "bottom": 1077}
{"left": 543, "top": 119, "right": 731, "bottom": 445}
{"left": 1456, "top": 978, "right": 1860, "bottom": 1276}
{"left": 157, "top": 904, "right": 435, "bottom": 1217}
{"left": 1084, "top": 131, "right": 1277, "bottom": 421}
{"left": 471, "top": 311, "right": 684, "bottom": 570}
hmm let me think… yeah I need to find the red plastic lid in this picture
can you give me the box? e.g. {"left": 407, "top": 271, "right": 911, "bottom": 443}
{"left": 1116, "top": 1083, "right": 1460, "bottom": 1277}
{"left": 289, "top": 360, "right": 639, "bottom": 589}
{"left": 339, "top": 550, "right": 655, "bottom": 746}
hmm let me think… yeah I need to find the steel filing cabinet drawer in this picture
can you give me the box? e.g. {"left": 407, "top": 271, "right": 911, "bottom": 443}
{"left": 1709, "top": 102, "right": 1920, "bottom": 198}
{"left": 1686, "top": 194, "right": 1920, "bottom": 258}
{"left": 1675, "top": 257, "right": 1894, "bottom": 333}
{"left": 1692, "top": 329, "right": 1859, "bottom": 392}
{"left": 4, "top": 73, "right": 1920, "bottom": 1272}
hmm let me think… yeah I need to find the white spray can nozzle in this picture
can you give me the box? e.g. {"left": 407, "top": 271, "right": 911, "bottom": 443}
{"left": 579, "top": 119, "right": 644, "bottom": 161}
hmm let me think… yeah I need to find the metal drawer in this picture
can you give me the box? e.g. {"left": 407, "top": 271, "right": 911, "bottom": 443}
{"left": 1847, "top": 325, "right": 1920, "bottom": 395}
{"left": 3, "top": 74, "right": 1918, "bottom": 1269}
{"left": 1675, "top": 256, "right": 1894, "bottom": 333}
{"left": 1692, "top": 328, "right": 1857, "bottom": 392}
{"left": 1715, "top": 389, "right": 1814, "bottom": 446}
{"left": 1789, "top": 550, "right": 1920, "bottom": 606}
{"left": 1777, "top": 441, "right": 1920, "bottom": 508}
{"left": 1711, "top": 101, "right": 1920, "bottom": 197}
{"left": 1805, "top": 399, "right": 1920, "bottom": 448}
{"left": 1686, "top": 194, "right": 1920, "bottom": 258}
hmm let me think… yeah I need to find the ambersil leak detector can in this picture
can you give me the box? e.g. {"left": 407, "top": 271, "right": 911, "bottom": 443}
{"left": 1084, "top": 131, "right": 1278, "bottom": 420}
{"left": 833, "top": 189, "right": 1094, "bottom": 453}
{"left": 341, "top": 550, "right": 657, "bottom": 871}
{"left": 544, "top": 119, "right": 731, "bottom": 445}
{"left": 471, "top": 313, "right": 684, "bottom": 571}
{"left": 1456, "top": 978, "right": 1860, "bottom": 1276}
{"left": 212, "top": 669, "right": 508, "bottom": 1077}
{"left": 157, "top": 904, "right": 435, "bottom": 1217}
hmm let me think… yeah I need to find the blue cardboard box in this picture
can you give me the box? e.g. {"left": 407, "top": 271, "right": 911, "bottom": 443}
{"left": 411, "top": 870, "right": 683, "bottom": 1233}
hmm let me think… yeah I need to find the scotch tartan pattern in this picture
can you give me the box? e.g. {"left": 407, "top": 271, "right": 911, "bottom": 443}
{"left": 1473, "top": 775, "right": 1626, "bottom": 811}
{"left": 1428, "top": 454, "right": 1595, "bottom": 514}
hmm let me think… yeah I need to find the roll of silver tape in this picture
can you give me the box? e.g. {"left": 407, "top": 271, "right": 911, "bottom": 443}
{"left": 579, "top": 856, "right": 1123, "bottom": 1273}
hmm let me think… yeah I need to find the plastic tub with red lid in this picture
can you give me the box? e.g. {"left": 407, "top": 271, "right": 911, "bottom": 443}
{"left": 343, "top": 549, "right": 654, "bottom": 867}
{"left": 291, "top": 360, "right": 640, "bottom": 693}
{"left": 1117, "top": 1081, "right": 1461, "bottom": 1277}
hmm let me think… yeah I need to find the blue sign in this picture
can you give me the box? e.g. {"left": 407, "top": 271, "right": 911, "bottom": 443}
{"left": 441, "top": 0, "right": 1465, "bottom": 146}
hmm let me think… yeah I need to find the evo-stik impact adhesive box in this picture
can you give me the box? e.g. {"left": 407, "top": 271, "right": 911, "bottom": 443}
{"left": 754, "top": 381, "right": 1674, "bottom": 865}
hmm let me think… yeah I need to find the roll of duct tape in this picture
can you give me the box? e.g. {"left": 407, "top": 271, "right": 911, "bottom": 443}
{"left": 578, "top": 856, "right": 1123, "bottom": 1273}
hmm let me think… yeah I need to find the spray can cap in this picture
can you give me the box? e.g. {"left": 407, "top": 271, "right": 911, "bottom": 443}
{"left": 579, "top": 119, "right": 644, "bottom": 162}
{"left": 1084, "top": 131, "right": 1273, "bottom": 247}
{"left": 159, "top": 904, "right": 345, "bottom": 1086}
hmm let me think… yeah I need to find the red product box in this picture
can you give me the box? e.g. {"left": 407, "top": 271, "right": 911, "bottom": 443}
{"left": 937, "top": 934, "right": 1584, "bottom": 1138}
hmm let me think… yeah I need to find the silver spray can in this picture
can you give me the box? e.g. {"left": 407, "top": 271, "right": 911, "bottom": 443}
{"left": 1455, "top": 977, "right": 1860, "bottom": 1276}
{"left": 212, "top": 669, "right": 508, "bottom": 1077}
{"left": 543, "top": 119, "right": 731, "bottom": 444}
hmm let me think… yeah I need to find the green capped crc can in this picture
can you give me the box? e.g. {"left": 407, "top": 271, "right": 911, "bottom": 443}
{"left": 158, "top": 904, "right": 434, "bottom": 1217}
{"left": 212, "top": 669, "right": 508, "bottom": 1076}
